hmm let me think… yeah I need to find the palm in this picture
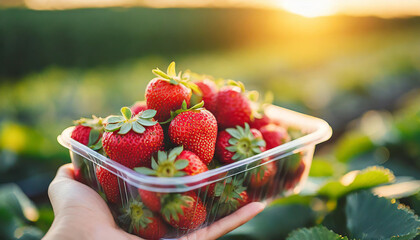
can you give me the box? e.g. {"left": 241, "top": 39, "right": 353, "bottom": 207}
{"left": 46, "top": 164, "right": 264, "bottom": 240}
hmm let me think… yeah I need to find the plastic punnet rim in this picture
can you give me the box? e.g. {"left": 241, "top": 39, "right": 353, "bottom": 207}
{"left": 57, "top": 105, "right": 332, "bottom": 191}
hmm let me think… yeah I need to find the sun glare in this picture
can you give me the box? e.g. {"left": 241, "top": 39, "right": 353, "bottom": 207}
{"left": 278, "top": 0, "right": 336, "bottom": 18}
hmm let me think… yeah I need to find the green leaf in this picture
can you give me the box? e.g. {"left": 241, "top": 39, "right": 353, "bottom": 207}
{"left": 152, "top": 68, "right": 170, "bottom": 79}
{"left": 134, "top": 167, "right": 157, "bottom": 176}
{"left": 309, "top": 159, "right": 334, "bottom": 177}
{"left": 90, "top": 140, "right": 103, "bottom": 151}
{"left": 137, "top": 118, "right": 157, "bottom": 126}
{"left": 226, "top": 128, "right": 241, "bottom": 139}
{"left": 107, "top": 116, "right": 124, "bottom": 124}
{"left": 133, "top": 121, "right": 146, "bottom": 134}
{"left": 169, "top": 146, "right": 183, "bottom": 160}
{"left": 169, "top": 79, "right": 178, "bottom": 85}
{"left": 140, "top": 109, "right": 157, "bottom": 119}
{"left": 118, "top": 122, "right": 132, "bottom": 134}
{"left": 88, "top": 129, "right": 100, "bottom": 146}
{"left": 229, "top": 138, "right": 239, "bottom": 145}
{"left": 318, "top": 166, "right": 395, "bottom": 199}
{"left": 223, "top": 204, "right": 316, "bottom": 240}
{"left": 345, "top": 191, "right": 420, "bottom": 240}
{"left": 174, "top": 159, "right": 189, "bottom": 170}
{"left": 121, "top": 107, "right": 132, "bottom": 120}
{"left": 287, "top": 226, "right": 348, "bottom": 240}
{"left": 105, "top": 122, "right": 123, "bottom": 131}
{"left": 167, "top": 61, "right": 176, "bottom": 77}
{"left": 151, "top": 158, "right": 158, "bottom": 170}
{"left": 174, "top": 171, "right": 187, "bottom": 177}
{"left": 158, "top": 151, "right": 167, "bottom": 163}
{"left": 334, "top": 132, "right": 374, "bottom": 162}
{"left": 182, "top": 100, "right": 187, "bottom": 110}
{"left": 226, "top": 146, "right": 238, "bottom": 152}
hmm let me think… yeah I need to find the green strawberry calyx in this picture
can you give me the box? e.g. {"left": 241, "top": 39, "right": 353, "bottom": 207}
{"left": 250, "top": 91, "right": 273, "bottom": 119}
{"left": 226, "top": 79, "right": 245, "bottom": 93}
{"left": 73, "top": 115, "right": 104, "bottom": 150}
{"left": 134, "top": 146, "right": 189, "bottom": 177}
{"left": 104, "top": 107, "right": 158, "bottom": 135}
{"left": 225, "top": 123, "right": 266, "bottom": 161}
{"left": 211, "top": 177, "right": 247, "bottom": 216}
{"left": 160, "top": 193, "right": 193, "bottom": 223}
{"left": 119, "top": 200, "right": 154, "bottom": 232}
{"left": 160, "top": 100, "right": 204, "bottom": 124}
{"left": 152, "top": 61, "right": 201, "bottom": 94}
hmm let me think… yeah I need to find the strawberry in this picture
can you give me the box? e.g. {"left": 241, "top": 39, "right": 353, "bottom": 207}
{"left": 210, "top": 177, "right": 249, "bottom": 218}
{"left": 130, "top": 101, "right": 148, "bottom": 115}
{"left": 138, "top": 189, "right": 164, "bottom": 212}
{"left": 284, "top": 153, "right": 306, "bottom": 190}
{"left": 161, "top": 191, "right": 206, "bottom": 230}
{"left": 215, "top": 123, "right": 266, "bottom": 164}
{"left": 214, "top": 80, "right": 252, "bottom": 129}
{"left": 249, "top": 91, "right": 274, "bottom": 130}
{"left": 191, "top": 78, "right": 218, "bottom": 114}
{"left": 120, "top": 200, "right": 167, "bottom": 240}
{"left": 145, "top": 62, "right": 200, "bottom": 122}
{"left": 71, "top": 116, "right": 104, "bottom": 183}
{"left": 249, "top": 158, "right": 278, "bottom": 188}
{"left": 102, "top": 107, "right": 164, "bottom": 169}
{"left": 168, "top": 101, "right": 218, "bottom": 165}
{"left": 260, "top": 124, "right": 290, "bottom": 150}
{"left": 135, "top": 146, "right": 207, "bottom": 177}
{"left": 96, "top": 167, "right": 120, "bottom": 204}
{"left": 71, "top": 115, "right": 104, "bottom": 150}
{"left": 250, "top": 114, "right": 271, "bottom": 130}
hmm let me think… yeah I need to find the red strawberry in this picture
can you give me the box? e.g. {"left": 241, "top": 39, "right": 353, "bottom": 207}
{"left": 237, "top": 191, "right": 250, "bottom": 208}
{"left": 210, "top": 177, "right": 248, "bottom": 217}
{"left": 96, "top": 167, "right": 120, "bottom": 204}
{"left": 168, "top": 101, "right": 218, "bottom": 165}
{"left": 260, "top": 124, "right": 290, "bottom": 150}
{"left": 130, "top": 101, "right": 148, "bottom": 115}
{"left": 102, "top": 107, "right": 164, "bottom": 169}
{"left": 71, "top": 115, "right": 104, "bottom": 149}
{"left": 145, "top": 62, "right": 200, "bottom": 122}
{"left": 138, "top": 189, "right": 164, "bottom": 212}
{"left": 120, "top": 200, "right": 167, "bottom": 240}
{"left": 135, "top": 146, "right": 208, "bottom": 177}
{"left": 250, "top": 159, "right": 278, "bottom": 188}
{"left": 250, "top": 114, "right": 271, "bottom": 130}
{"left": 284, "top": 155, "right": 306, "bottom": 190}
{"left": 191, "top": 78, "right": 218, "bottom": 114}
{"left": 215, "top": 123, "right": 266, "bottom": 164}
{"left": 214, "top": 81, "right": 252, "bottom": 129}
{"left": 161, "top": 191, "right": 206, "bottom": 230}
{"left": 249, "top": 91, "right": 274, "bottom": 130}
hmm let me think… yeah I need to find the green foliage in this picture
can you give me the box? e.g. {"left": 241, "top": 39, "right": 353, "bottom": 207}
{"left": 346, "top": 191, "right": 420, "bottom": 240}
{"left": 318, "top": 166, "right": 395, "bottom": 199}
{"left": 309, "top": 159, "right": 335, "bottom": 177}
{"left": 287, "top": 226, "right": 348, "bottom": 240}
{"left": 221, "top": 204, "right": 316, "bottom": 240}
{"left": 334, "top": 132, "right": 374, "bottom": 163}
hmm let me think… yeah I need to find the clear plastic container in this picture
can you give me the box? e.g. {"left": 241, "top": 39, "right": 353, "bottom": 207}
{"left": 57, "top": 105, "right": 332, "bottom": 239}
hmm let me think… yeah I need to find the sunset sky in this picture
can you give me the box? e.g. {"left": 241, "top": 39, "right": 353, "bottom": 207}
{"left": 5, "top": 0, "right": 419, "bottom": 18}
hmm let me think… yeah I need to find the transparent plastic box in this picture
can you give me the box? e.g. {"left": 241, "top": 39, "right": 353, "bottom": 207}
{"left": 57, "top": 105, "right": 332, "bottom": 239}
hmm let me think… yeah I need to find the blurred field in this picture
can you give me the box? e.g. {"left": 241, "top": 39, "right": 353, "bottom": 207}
{"left": 0, "top": 7, "right": 419, "bottom": 239}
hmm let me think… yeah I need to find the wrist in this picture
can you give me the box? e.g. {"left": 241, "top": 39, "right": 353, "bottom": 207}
{"left": 43, "top": 215, "right": 93, "bottom": 240}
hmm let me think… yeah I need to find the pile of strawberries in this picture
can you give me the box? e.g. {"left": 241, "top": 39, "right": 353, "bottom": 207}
{"left": 70, "top": 62, "right": 305, "bottom": 239}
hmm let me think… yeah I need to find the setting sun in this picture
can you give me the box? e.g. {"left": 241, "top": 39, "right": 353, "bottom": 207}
{"left": 277, "top": 0, "right": 336, "bottom": 18}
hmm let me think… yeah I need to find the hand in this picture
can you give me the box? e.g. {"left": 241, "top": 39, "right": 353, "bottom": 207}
{"left": 44, "top": 164, "right": 265, "bottom": 240}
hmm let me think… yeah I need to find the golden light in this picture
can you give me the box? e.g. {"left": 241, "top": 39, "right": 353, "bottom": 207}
{"left": 278, "top": 0, "right": 336, "bottom": 18}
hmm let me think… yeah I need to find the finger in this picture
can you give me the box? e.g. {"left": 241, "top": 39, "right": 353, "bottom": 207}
{"left": 55, "top": 163, "right": 75, "bottom": 180}
{"left": 194, "top": 202, "right": 266, "bottom": 240}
